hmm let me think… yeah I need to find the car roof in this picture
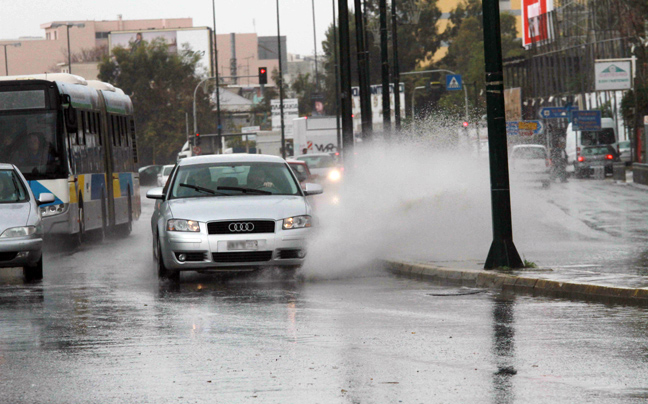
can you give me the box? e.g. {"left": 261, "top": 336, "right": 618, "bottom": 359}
{"left": 286, "top": 159, "right": 307, "bottom": 164}
{"left": 512, "top": 144, "right": 546, "bottom": 149}
{"left": 294, "top": 153, "right": 333, "bottom": 158}
{"left": 177, "top": 153, "right": 286, "bottom": 167}
{"left": 0, "top": 163, "right": 15, "bottom": 170}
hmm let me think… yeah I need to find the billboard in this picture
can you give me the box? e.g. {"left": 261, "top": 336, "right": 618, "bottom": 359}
{"left": 594, "top": 60, "right": 633, "bottom": 91}
{"left": 109, "top": 27, "right": 213, "bottom": 75}
{"left": 351, "top": 83, "right": 406, "bottom": 125}
{"left": 522, "top": 0, "right": 554, "bottom": 46}
{"left": 271, "top": 99, "right": 299, "bottom": 135}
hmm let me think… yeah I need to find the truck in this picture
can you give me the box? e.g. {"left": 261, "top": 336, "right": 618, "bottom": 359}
{"left": 292, "top": 117, "right": 340, "bottom": 156}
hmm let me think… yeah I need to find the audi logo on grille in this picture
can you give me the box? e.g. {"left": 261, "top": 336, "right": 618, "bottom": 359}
{"left": 228, "top": 222, "right": 255, "bottom": 232}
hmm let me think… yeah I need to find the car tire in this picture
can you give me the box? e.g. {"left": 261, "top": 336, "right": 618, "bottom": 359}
{"left": 24, "top": 257, "right": 43, "bottom": 281}
{"left": 156, "top": 237, "right": 179, "bottom": 281}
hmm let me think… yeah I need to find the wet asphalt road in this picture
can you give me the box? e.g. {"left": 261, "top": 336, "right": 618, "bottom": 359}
{"left": 0, "top": 183, "right": 648, "bottom": 403}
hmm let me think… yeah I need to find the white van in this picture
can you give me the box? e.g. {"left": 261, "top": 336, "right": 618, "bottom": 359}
{"left": 565, "top": 117, "right": 617, "bottom": 174}
{"left": 177, "top": 141, "right": 191, "bottom": 161}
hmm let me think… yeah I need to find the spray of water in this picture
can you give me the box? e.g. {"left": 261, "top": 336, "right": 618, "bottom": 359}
{"left": 301, "top": 118, "right": 495, "bottom": 280}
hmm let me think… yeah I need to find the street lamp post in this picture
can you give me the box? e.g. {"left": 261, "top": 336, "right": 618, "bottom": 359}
{"left": 1, "top": 43, "right": 21, "bottom": 76}
{"left": 51, "top": 23, "right": 85, "bottom": 74}
{"left": 276, "top": 0, "right": 287, "bottom": 159}
{"left": 379, "top": 0, "right": 391, "bottom": 134}
{"left": 212, "top": 0, "right": 223, "bottom": 153}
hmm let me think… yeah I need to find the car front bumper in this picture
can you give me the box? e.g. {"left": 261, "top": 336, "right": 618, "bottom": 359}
{"left": 0, "top": 237, "right": 43, "bottom": 268}
{"left": 159, "top": 224, "right": 312, "bottom": 271}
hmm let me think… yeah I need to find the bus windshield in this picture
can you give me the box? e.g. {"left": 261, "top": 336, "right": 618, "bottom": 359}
{"left": 0, "top": 111, "right": 64, "bottom": 179}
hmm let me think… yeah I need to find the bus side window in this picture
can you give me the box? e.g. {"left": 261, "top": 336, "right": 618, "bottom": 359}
{"left": 77, "top": 110, "right": 85, "bottom": 145}
{"left": 96, "top": 113, "right": 102, "bottom": 146}
{"left": 130, "top": 119, "right": 138, "bottom": 164}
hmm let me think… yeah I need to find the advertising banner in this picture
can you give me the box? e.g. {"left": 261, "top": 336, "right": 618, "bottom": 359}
{"left": 351, "top": 83, "right": 406, "bottom": 125}
{"left": 522, "top": 0, "right": 554, "bottom": 46}
{"left": 271, "top": 99, "right": 299, "bottom": 135}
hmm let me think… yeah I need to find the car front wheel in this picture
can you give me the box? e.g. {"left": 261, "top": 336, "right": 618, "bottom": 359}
{"left": 24, "top": 257, "right": 43, "bottom": 281}
{"left": 156, "top": 237, "right": 179, "bottom": 281}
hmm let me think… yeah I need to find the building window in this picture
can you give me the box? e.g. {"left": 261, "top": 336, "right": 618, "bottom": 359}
{"left": 95, "top": 32, "right": 110, "bottom": 39}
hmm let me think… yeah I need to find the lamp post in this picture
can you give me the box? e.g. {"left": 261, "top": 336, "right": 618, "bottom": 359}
{"left": 51, "top": 23, "right": 85, "bottom": 74}
{"left": 276, "top": 0, "right": 287, "bottom": 159}
{"left": 212, "top": 0, "right": 223, "bottom": 153}
{"left": 379, "top": 0, "right": 391, "bottom": 134}
{"left": 1, "top": 43, "right": 20, "bottom": 76}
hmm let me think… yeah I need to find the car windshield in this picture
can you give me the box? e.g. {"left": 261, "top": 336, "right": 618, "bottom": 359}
{"left": 163, "top": 166, "right": 174, "bottom": 175}
{"left": 169, "top": 162, "right": 301, "bottom": 199}
{"left": 297, "top": 155, "right": 336, "bottom": 169}
{"left": 619, "top": 141, "right": 630, "bottom": 148}
{"left": 582, "top": 146, "right": 612, "bottom": 155}
{"left": 0, "top": 169, "right": 29, "bottom": 203}
{"left": 512, "top": 147, "right": 546, "bottom": 159}
{"left": 0, "top": 111, "right": 63, "bottom": 179}
{"left": 288, "top": 162, "right": 309, "bottom": 182}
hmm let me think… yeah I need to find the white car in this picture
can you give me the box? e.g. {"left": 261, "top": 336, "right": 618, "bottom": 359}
{"left": 146, "top": 154, "right": 323, "bottom": 280}
{"left": 0, "top": 164, "right": 55, "bottom": 280}
{"left": 509, "top": 144, "right": 551, "bottom": 188}
{"left": 294, "top": 153, "right": 342, "bottom": 184}
{"left": 157, "top": 164, "right": 175, "bottom": 187}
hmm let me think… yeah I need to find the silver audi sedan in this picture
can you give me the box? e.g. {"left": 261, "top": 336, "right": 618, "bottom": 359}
{"left": 147, "top": 154, "right": 323, "bottom": 280}
{"left": 0, "top": 164, "right": 55, "bottom": 280}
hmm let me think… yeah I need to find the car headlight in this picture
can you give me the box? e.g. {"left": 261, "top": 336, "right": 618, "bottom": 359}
{"left": 167, "top": 219, "right": 200, "bottom": 232}
{"left": 328, "top": 169, "right": 341, "bottom": 182}
{"left": 283, "top": 215, "right": 312, "bottom": 230}
{"left": 40, "top": 203, "right": 68, "bottom": 217}
{"left": 0, "top": 226, "right": 37, "bottom": 238}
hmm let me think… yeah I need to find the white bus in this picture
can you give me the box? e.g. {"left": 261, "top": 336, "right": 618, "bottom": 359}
{"left": 0, "top": 73, "right": 141, "bottom": 243}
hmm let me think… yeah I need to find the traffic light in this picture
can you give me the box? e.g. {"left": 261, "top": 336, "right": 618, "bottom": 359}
{"left": 195, "top": 132, "right": 201, "bottom": 146}
{"left": 258, "top": 67, "right": 268, "bottom": 85}
{"left": 462, "top": 121, "right": 469, "bottom": 128}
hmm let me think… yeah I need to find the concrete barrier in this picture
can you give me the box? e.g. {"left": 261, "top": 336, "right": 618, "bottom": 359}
{"left": 633, "top": 163, "right": 648, "bottom": 186}
{"left": 613, "top": 163, "right": 626, "bottom": 182}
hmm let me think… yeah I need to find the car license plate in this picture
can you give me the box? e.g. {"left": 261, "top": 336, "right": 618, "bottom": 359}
{"left": 227, "top": 240, "right": 259, "bottom": 250}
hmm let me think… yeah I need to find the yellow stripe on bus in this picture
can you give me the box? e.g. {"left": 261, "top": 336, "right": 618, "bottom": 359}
{"left": 113, "top": 175, "right": 121, "bottom": 199}
{"left": 69, "top": 179, "right": 77, "bottom": 204}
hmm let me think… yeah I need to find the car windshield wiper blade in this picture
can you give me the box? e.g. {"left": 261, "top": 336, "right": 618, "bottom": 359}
{"left": 217, "top": 186, "right": 272, "bottom": 195}
{"left": 179, "top": 183, "right": 227, "bottom": 195}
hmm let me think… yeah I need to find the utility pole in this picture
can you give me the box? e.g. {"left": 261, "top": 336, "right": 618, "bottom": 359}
{"left": 211, "top": 1, "right": 223, "bottom": 153}
{"left": 276, "top": 0, "right": 287, "bottom": 159}
{"left": 379, "top": 0, "right": 391, "bottom": 135}
{"left": 482, "top": 0, "right": 523, "bottom": 269}
{"left": 338, "top": 0, "right": 355, "bottom": 166}
{"left": 312, "top": 0, "right": 320, "bottom": 91}
{"left": 354, "top": 0, "right": 372, "bottom": 138}
{"left": 391, "top": 0, "right": 401, "bottom": 130}
{"left": 332, "top": 0, "right": 342, "bottom": 153}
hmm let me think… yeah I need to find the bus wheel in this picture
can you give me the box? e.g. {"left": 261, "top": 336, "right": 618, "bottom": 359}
{"left": 115, "top": 193, "right": 133, "bottom": 237}
{"left": 70, "top": 198, "right": 85, "bottom": 247}
{"left": 156, "top": 237, "right": 179, "bottom": 281}
{"left": 23, "top": 257, "right": 43, "bottom": 281}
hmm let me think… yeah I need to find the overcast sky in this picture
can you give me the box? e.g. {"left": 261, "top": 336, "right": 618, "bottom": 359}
{"left": 0, "top": 0, "right": 339, "bottom": 56}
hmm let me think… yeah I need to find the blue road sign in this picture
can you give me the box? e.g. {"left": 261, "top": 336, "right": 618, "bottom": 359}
{"left": 571, "top": 110, "right": 602, "bottom": 131}
{"left": 539, "top": 106, "right": 579, "bottom": 119}
{"left": 446, "top": 74, "right": 462, "bottom": 91}
{"left": 506, "top": 121, "right": 544, "bottom": 136}
{"left": 506, "top": 121, "right": 519, "bottom": 136}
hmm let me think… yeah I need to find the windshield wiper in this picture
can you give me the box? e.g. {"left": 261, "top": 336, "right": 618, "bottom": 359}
{"left": 179, "top": 183, "right": 227, "bottom": 195}
{"left": 217, "top": 186, "right": 272, "bottom": 195}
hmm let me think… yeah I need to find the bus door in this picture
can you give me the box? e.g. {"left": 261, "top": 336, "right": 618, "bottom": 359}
{"left": 97, "top": 93, "right": 117, "bottom": 228}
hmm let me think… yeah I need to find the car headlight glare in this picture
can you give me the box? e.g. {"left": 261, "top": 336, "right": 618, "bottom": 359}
{"left": 328, "top": 170, "right": 341, "bottom": 182}
{"left": 0, "top": 226, "right": 36, "bottom": 238}
{"left": 283, "top": 215, "right": 312, "bottom": 230}
{"left": 167, "top": 219, "right": 200, "bottom": 232}
{"left": 40, "top": 203, "right": 68, "bottom": 217}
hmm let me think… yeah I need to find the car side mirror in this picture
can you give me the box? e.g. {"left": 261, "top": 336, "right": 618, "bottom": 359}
{"left": 303, "top": 183, "right": 323, "bottom": 196}
{"left": 146, "top": 187, "right": 165, "bottom": 200}
{"left": 36, "top": 193, "right": 56, "bottom": 205}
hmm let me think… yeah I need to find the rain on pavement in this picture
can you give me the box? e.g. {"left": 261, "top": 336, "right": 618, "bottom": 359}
{"left": 1, "top": 183, "right": 648, "bottom": 403}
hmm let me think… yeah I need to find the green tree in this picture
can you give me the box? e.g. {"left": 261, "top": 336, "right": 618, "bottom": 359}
{"left": 431, "top": 0, "right": 523, "bottom": 120}
{"left": 98, "top": 39, "right": 216, "bottom": 165}
{"left": 321, "top": 0, "right": 443, "bottom": 115}
{"left": 291, "top": 73, "right": 317, "bottom": 116}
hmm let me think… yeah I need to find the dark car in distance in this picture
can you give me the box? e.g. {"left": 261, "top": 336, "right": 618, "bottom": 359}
{"left": 138, "top": 165, "right": 164, "bottom": 186}
{"left": 576, "top": 145, "right": 620, "bottom": 177}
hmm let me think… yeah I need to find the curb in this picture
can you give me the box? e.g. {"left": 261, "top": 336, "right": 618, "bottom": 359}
{"left": 383, "top": 260, "right": 648, "bottom": 306}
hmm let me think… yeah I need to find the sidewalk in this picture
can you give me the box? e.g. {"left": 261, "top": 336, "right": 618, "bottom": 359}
{"left": 382, "top": 258, "right": 648, "bottom": 305}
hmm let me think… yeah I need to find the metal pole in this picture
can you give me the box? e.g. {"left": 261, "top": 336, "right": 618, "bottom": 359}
{"left": 66, "top": 25, "right": 72, "bottom": 74}
{"left": 391, "top": 0, "right": 401, "bottom": 130}
{"left": 332, "top": 0, "right": 342, "bottom": 153}
{"left": 276, "top": 0, "right": 286, "bottom": 159}
{"left": 312, "top": 0, "right": 320, "bottom": 91}
{"left": 3, "top": 46, "right": 8, "bottom": 76}
{"left": 379, "top": 0, "right": 391, "bottom": 134}
{"left": 482, "top": 0, "right": 523, "bottom": 269}
{"left": 212, "top": 1, "right": 223, "bottom": 153}
{"left": 354, "top": 0, "right": 372, "bottom": 138}
{"left": 338, "top": 0, "right": 354, "bottom": 166}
